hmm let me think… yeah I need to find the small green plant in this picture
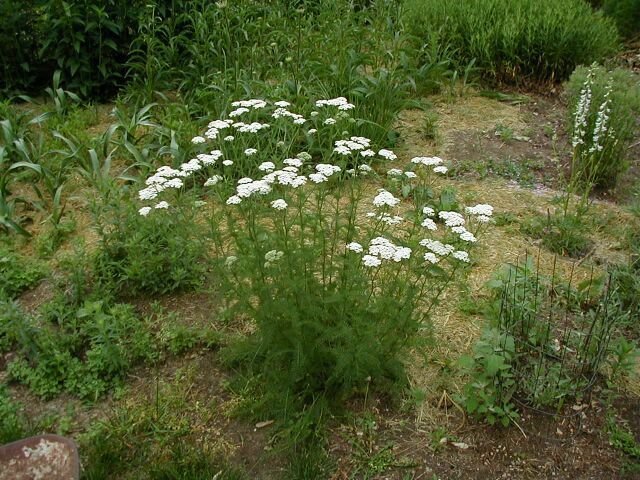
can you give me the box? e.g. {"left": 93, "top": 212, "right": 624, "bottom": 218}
{"left": 607, "top": 414, "right": 640, "bottom": 473}
{"left": 521, "top": 210, "right": 591, "bottom": 257}
{"left": 422, "top": 110, "right": 438, "bottom": 141}
{"left": 461, "top": 257, "right": 631, "bottom": 424}
{"left": 459, "top": 327, "right": 519, "bottom": 426}
{"left": 93, "top": 191, "right": 208, "bottom": 296}
{"left": 44, "top": 70, "right": 81, "bottom": 118}
{"left": 0, "top": 385, "right": 29, "bottom": 444}
{"left": 5, "top": 299, "right": 156, "bottom": 400}
{"left": 0, "top": 246, "right": 46, "bottom": 300}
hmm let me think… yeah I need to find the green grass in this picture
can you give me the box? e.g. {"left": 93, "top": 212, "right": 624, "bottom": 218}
{"left": 403, "top": 0, "right": 619, "bottom": 84}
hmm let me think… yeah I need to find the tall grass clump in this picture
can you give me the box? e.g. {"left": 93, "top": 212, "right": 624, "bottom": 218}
{"left": 138, "top": 95, "right": 496, "bottom": 423}
{"left": 601, "top": 0, "right": 640, "bottom": 39}
{"left": 403, "top": 0, "right": 619, "bottom": 84}
{"left": 566, "top": 64, "right": 640, "bottom": 190}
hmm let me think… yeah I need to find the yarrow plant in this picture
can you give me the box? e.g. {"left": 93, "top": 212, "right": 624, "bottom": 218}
{"left": 138, "top": 96, "right": 495, "bottom": 415}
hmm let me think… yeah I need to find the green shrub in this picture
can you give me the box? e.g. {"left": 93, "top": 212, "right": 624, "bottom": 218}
{"left": 144, "top": 95, "right": 493, "bottom": 421}
{"left": 565, "top": 64, "right": 640, "bottom": 190}
{"left": 93, "top": 192, "right": 208, "bottom": 296}
{"left": 403, "top": 0, "right": 619, "bottom": 83}
{"left": 602, "top": 0, "right": 640, "bottom": 38}
{"left": 0, "top": 0, "right": 41, "bottom": 94}
{"left": 38, "top": 0, "right": 142, "bottom": 98}
{"left": 460, "top": 259, "right": 633, "bottom": 424}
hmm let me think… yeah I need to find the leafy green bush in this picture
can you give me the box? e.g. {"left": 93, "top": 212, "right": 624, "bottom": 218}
{"left": 602, "top": 0, "right": 640, "bottom": 38}
{"left": 565, "top": 64, "right": 640, "bottom": 190}
{"left": 93, "top": 192, "right": 208, "bottom": 296}
{"left": 403, "top": 0, "right": 619, "bottom": 83}
{"left": 38, "top": 0, "right": 142, "bottom": 98}
{"left": 143, "top": 95, "right": 493, "bottom": 420}
{"left": 5, "top": 299, "right": 156, "bottom": 400}
{"left": 0, "top": 246, "right": 46, "bottom": 300}
{"left": 0, "top": 0, "right": 41, "bottom": 94}
{"left": 460, "top": 259, "right": 634, "bottom": 424}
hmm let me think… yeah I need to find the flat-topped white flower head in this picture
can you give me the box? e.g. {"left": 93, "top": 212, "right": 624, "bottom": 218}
{"left": 270, "top": 199, "right": 288, "bottom": 210}
{"left": 465, "top": 204, "right": 494, "bottom": 217}
{"left": 420, "top": 239, "right": 455, "bottom": 256}
{"left": 259, "top": 161, "right": 275, "bottom": 172}
{"left": 362, "top": 254, "right": 382, "bottom": 267}
{"left": 204, "top": 175, "right": 223, "bottom": 186}
{"left": 439, "top": 211, "right": 465, "bottom": 227}
{"left": 373, "top": 189, "right": 400, "bottom": 208}
{"left": 346, "top": 242, "right": 364, "bottom": 253}
{"left": 378, "top": 149, "right": 397, "bottom": 160}
{"left": 453, "top": 250, "right": 470, "bottom": 263}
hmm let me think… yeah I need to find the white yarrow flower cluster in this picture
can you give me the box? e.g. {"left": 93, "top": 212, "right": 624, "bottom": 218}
{"left": 465, "top": 204, "right": 494, "bottom": 217}
{"left": 378, "top": 149, "right": 397, "bottom": 160}
{"left": 235, "top": 178, "right": 271, "bottom": 198}
{"left": 411, "top": 156, "right": 444, "bottom": 166}
{"left": 316, "top": 97, "right": 355, "bottom": 110}
{"left": 451, "top": 226, "right": 477, "bottom": 243}
{"left": 231, "top": 99, "right": 267, "bottom": 109}
{"left": 315, "top": 164, "right": 341, "bottom": 177}
{"left": 205, "top": 119, "right": 233, "bottom": 140}
{"left": 368, "top": 237, "right": 412, "bottom": 263}
{"left": 264, "top": 249, "right": 284, "bottom": 267}
{"left": 438, "top": 211, "right": 465, "bottom": 227}
{"left": 204, "top": 175, "right": 223, "bottom": 186}
{"left": 270, "top": 199, "right": 288, "bottom": 210}
{"left": 420, "top": 239, "right": 455, "bottom": 256}
{"left": 346, "top": 242, "right": 364, "bottom": 253}
{"left": 373, "top": 189, "right": 400, "bottom": 208}
{"left": 258, "top": 161, "right": 276, "bottom": 172}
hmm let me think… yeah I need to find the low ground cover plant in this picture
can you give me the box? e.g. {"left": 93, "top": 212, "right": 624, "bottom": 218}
{"left": 2, "top": 298, "right": 156, "bottom": 400}
{"left": 0, "top": 245, "right": 46, "bottom": 300}
{"left": 403, "top": 0, "right": 619, "bottom": 84}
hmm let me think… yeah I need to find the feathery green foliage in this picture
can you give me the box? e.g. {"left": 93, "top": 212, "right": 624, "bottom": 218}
{"left": 403, "top": 0, "right": 619, "bottom": 83}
